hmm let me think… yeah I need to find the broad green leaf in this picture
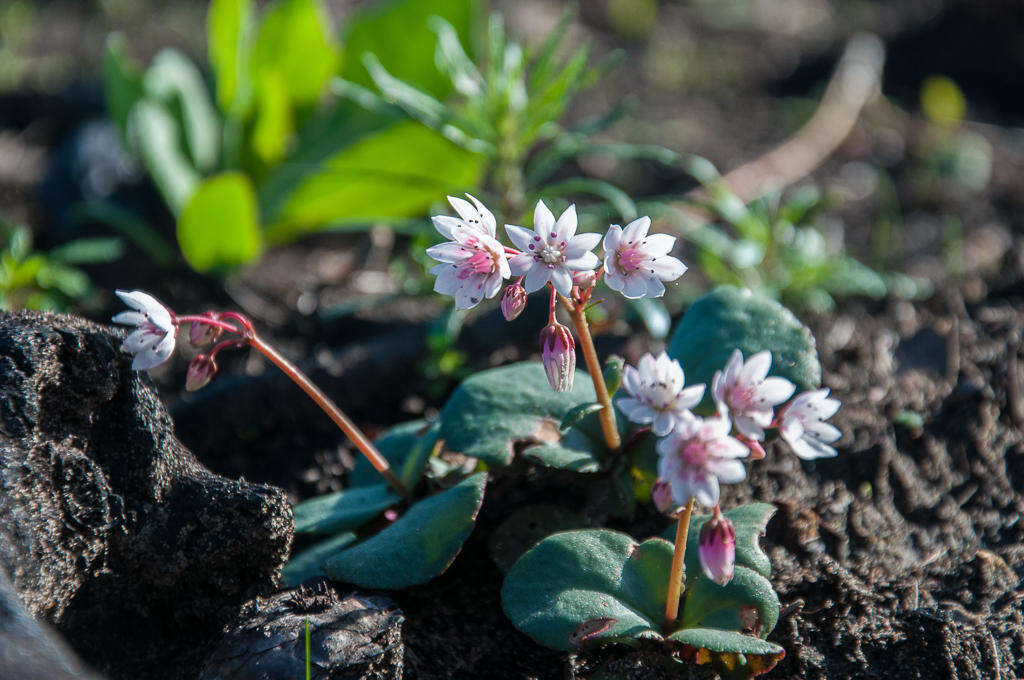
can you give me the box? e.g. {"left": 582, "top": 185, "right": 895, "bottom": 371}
{"left": 667, "top": 286, "right": 820, "bottom": 407}
{"left": 130, "top": 100, "right": 200, "bottom": 215}
{"left": 559, "top": 402, "right": 603, "bottom": 432}
{"left": 103, "top": 34, "right": 144, "bottom": 145}
{"left": 176, "top": 172, "right": 262, "bottom": 272}
{"left": 501, "top": 530, "right": 673, "bottom": 651}
{"left": 282, "top": 532, "right": 357, "bottom": 585}
{"left": 663, "top": 503, "right": 776, "bottom": 580}
{"left": 292, "top": 483, "right": 399, "bottom": 534}
{"left": 341, "top": 0, "right": 476, "bottom": 98}
{"left": 437, "top": 362, "right": 598, "bottom": 468}
{"left": 323, "top": 472, "right": 487, "bottom": 589}
{"left": 265, "top": 121, "right": 484, "bottom": 244}
{"left": 252, "top": 0, "right": 338, "bottom": 107}
{"left": 668, "top": 627, "right": 783, "bottom": 657}
{"left": 348, "top": 420, "right": 440, "bottom": 489}
{"left": 679, "top": 566, "right": 779, "bottom": 636}
{"left": 144, "top": 49, "right": 220, "bottom": 173}
{"left": 251, "top": 68, "right": 294, "bottom": 163}
{"left": 207, "top": 0, "right": 255, "bottom": 115}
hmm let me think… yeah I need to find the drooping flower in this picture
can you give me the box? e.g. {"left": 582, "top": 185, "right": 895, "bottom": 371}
{"left": 572, "top": 268, "right": 597, "bottom": 291}
{"left": 427, "top": 194, "right": 511, "bottom": 310}
{"left": 778, "top": 389, "right": 842, "bottom": 459}
{"left": 656, "top": 416, "right": 748, "bottom": 507}
{"left": 712, "top": 349, "right": 795, "bottom": 441}
{"left": 539, "top": 321, "right": 575, "bottom": 392}
{"left": 188, "top": 314, "right": 222, "bottom": 347}
{"left": 501, "top": 283, "right": 527, "bottom": 321}
{"left": 699, "top": 506, "right": 736, "bottom": 586}
{"left": 112, "top": 289, "right": 176, "bottom": 370}
{"left": 603, "top": 216, "right": 687, "bottom": 299}
{"left": 506, "top": 201, "right": 600, "bottom": 296}
{"left": 616, "top": 352, "right": 704, "bottom": 436}
{"left": 185, "top": 354, "right": 217, "bottom": 391}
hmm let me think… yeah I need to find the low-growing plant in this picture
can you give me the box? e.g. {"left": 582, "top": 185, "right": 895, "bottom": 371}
{"left": 114, "top": 188, "right": 844, "bottom": 677}
{"left": 1, "top": 221, "right": 123, "bottom": 311}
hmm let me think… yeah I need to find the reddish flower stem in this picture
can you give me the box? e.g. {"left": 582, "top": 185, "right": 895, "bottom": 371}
{"left": 664, "top": 497, "right": 695, "bottom": 629}
{"left": 175, "top": 314, "right": 244, "bottom": 335}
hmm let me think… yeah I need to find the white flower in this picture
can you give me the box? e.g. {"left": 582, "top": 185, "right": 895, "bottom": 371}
{"left": 506, "top": 201, "right": 600, "bottom": 295}
{"left": 616, "top": 352, "right": 704, "bottom": 436}
{"left": 112, "top": 289, "right": 176, "bottom": 370}
{"left": 712, "top": 349, "right": 795, "bottom": 441}
{"left": 657, "top": 416, "right": 749, "bottom": 507}
{"left": 427, "top": 194, "right": 511, "bottom": 310}
{"left": 779, "top": 389, "right": 841, "bottom": 459}
{"left": 603, "top": 216, "right": 687, "bottom": 299}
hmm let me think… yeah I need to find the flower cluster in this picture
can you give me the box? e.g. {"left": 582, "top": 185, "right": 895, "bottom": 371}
{"left": 616, "top": 348, "right": 842, "bottom": 584}
{"left": 427, "top": 195, "right": 687, "bottom": 391}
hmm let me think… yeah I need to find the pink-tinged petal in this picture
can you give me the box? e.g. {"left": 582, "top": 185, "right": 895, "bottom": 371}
{"left": 433, "top": 266, "right": 462, "bottom": 295}
{"left": 454, "top": 283, "right": 483, "bottom": 310}
{"left": 650, "top": 255, "right": 687, "bottom": 281}
{"left": 603, "top": 225, "right": 623, "bottom": 253}
{"left": 121, "top": 329, "right": 157, "bottom": 354}
{"left": 564, "top": 252, "right": 599, "bottom": 271}
{"left": 426, "top": 242, "right": 472, "bottom": 263}
{"left": 466, "top": 194, "right": 497, "bottom": 236}
{"left": 431, "top": 215, "right": 461, "bottom": 240}
{"left": 733, "top": 414, "right": 765, "bottom": 441}
{"left": 723, "top": 349, "right": 743, "bottom": 387}
{"left": 740, "top": 351, "right": 773, "bottom": 385}
{"left": 483, "top": 272, "right": 504, "bottom": 299}
{"left": 641, "top": 233, "right": 675, "bottom": 256}
{"left": 497, "top": 255, "right": 511, "bottom": 279}
{"left": 554, "top": 204, "right": 578, "bottom": 242}
{"left": 621, "top": 365, "right": 642, "bottom": 395}
{"left": 707, "top": 458, "right": 746, "bottom": 484}
{"left": 690, "top": 473, "right": 720, "bottom": 507}
{"left": 509, "top": 252, "right": 535, "bottom": 276}
{"left": 505, "top": 225, "right": 537, "bottom": 252}
{"left": 564, "top": 231, "right": 601, "bottom": 258}
{"left": 759, "top": 377, "right": 796, "bottom": 405}
{"left": 112, "top": 311, "right": 146, "bottom": 326}
{"left": 523, "top": 264, "right": 551, "bottom": 293}
{"left": 549, "top": 266, "right": 573, "bottom": 296}
{"left": 621, "top": 274, "right": 648, "bottom": 299}
{"left": 448, "top": 195, "right": 479, "bottom": 224}
{"left": 779, "top": 417, "right": 804, "bottom": 445}
{"left": 814, "top": 397, "right": 842, "bottom": 419}
{"left": 620, "top": 216, "right": 650, "bottom": 246}
{"left": 534, "top": 200, "right": 555, "bottom": 235}
{"left": 637, "top": 353, "right": 657, "bottom": 376}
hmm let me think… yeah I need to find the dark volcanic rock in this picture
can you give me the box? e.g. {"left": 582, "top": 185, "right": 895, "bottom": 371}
{"left": 198, "top": 583, "right": 403, "bottom": 680}
{"left": 0, "top": 310, "right": 293, "bottom": 679}
{"left": 0, "top": 567, "right": 102, "bottom": 680}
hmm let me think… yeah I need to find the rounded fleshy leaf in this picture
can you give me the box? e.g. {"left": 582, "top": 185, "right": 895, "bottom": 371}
{"left": 281, "top": 532, "right": 356, "bottom": 586}
{"left": 662, "top": 503, "right": 776, "bottom": 580}
{"left": 668, "top": 628, "right": 785, "bottom": 678}
{"left": 668, "top": 286, "right": 820, "bottom": 410}
{"left": 348, "top": 420, "right": 439, "bottom": 489}
{"left": 679, "top": 565, "right": 780, "bottom": 636}
{"left": 438, "top": 362, "right": 601, "bottom": 468}
{"left": 292, "top": 484, "right": 399, "bottom": 534}
{"left": 323, "top": 472, "right": 487, "bottom": 589}
{"left": 501, "top": 529, "right": 674, "bottom": 651}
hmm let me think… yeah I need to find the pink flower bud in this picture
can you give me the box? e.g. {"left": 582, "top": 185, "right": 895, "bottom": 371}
{"left": 699, "top": 507, "right": 736, "bottom": 586}
{"left": 651, "top": 479, "right": 677, "bottom": 515}
{"left": 189, "top": 319, "right": 222, "bottom": 347}
{"left": 185, "top": 354, "right": 217, "bottom": 392}
{"left": 539, "top": 322, "right": 575, "bottom": 392}
{"left": 572, "top": 269, "right": 597, "bottom": 291}
{"left": 501, "top": 284, "right": 527, "bottom": 321}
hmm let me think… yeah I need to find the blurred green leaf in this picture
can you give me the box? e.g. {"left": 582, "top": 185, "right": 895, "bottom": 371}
{"left": 177, "top": 172, "right": 262, "bottom": 272}
{"left": 72, "top": 201, "right": 176, "bottom": 267}
{"left": 341, "top": 0, "right": 476, "bottom": 98}
{"left": 103, "top": 34, "right": 144, "bottom": 145}
{"left": 207, "top": 0, "right": 255, "bottom": 115}
{"left": 266, "top": 121, "right": 484, "bottom": 243}
{"left": 130, "top": 100, "right": 201, "bottom": 215}
{"left": 628, "top": 298, "right": 671, "bottom": 339}
{"left": 48, "top": 238, "right": 124, "bottom": 264}
{"left": 144, "top": 49, "right": 220, "bottom": 173}
{"left": 252, "top": 0, "right": 338, "bottom": 107}
{"left": 252, "top": 68, "right": 293, "bottom": 163}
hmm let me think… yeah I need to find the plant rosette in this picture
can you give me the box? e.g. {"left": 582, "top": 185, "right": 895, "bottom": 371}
{"left": 502, "top": 503, "right": 783, "bottom": 679}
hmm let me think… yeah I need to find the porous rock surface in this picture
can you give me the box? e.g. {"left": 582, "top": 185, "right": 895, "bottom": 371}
{"left": 0, "top": 310, "right": 293, "bottom": 679}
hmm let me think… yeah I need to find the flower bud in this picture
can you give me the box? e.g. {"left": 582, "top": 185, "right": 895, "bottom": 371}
{"left": 185, "top": 354, "right": 217, "bottom": 392}
{"left": 698, "top": 507, "right": 736, "bottom": 586}
{"left": 189, "top": 319, "right": 222, "bottom": 348}
{"left": 572, "top": 269, "right": 597, "bottom": 291}
{"left": 501, "top": 284, "right": 527, "bottom": 322}
{"left": 539, "top": 322, "right": 575, "bottom": 392}
{"left": 651, "top": 479, "right": 677, "bottom": 515}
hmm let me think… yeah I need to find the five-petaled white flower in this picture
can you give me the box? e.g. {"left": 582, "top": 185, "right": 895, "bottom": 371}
{"left": 712, "top": 349, "right": 796, "bottom": 441}
{"left": 603, "top": 216, "right": 687, "bottom": 299}
{"left": 427, "top": 194, "right": 511, "bottom": 310}
{"left": 778, "top": 389, "right": 841, "bottom": 459}
{"left": 112, "top": 289, "right": 176, "bottom": 370}
{"left": 506, "top": 201, "right": 600, "bottom": 295}
{"left": 657, "top": 416, "right": 748, "bottom": 507}
{"left": 617, "top": 352, "right": 704, "bottom": 436}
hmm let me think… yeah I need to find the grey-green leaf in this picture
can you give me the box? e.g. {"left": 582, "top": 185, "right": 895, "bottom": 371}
{"left": 348, "top": 420, "right": 440, "bottom": 489}
{"left": 323, "top": 472, "right": 486, "bottom": 589}
{"left": 667, "top": 286, "right": 820, "bottom": 406}
{"left": 292, "top": 483, "right": 399, "bottom": 534}
{"left": 662, "top": 502, "right": 775, "bottom": 580}
{"left": 281, "top": 532, "right": 357, "bottom": 586}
